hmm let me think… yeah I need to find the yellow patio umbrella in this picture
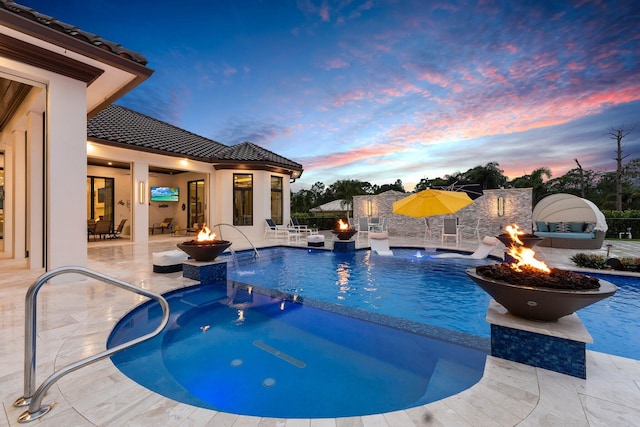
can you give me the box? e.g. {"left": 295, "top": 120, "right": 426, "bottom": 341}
{"left": 392, "top": 189, "right": 473, "bottom": 218}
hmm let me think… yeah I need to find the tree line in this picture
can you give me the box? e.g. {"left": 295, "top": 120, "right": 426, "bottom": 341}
{"left": 292, "top": 127, "right": 640, "bottom": 214}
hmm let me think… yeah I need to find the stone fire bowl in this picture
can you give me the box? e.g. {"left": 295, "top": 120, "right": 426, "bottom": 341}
{"left": 466, "top": 267, "right": 617, "bottom": 322}
{"left": 331, "top": 229, "right": 358, "bottom": 240}
{"left": 496, "top": 233, "right": 545, "bottom": 248}
{"left": 177, "top": 240, "right": 231, "bottom": 262}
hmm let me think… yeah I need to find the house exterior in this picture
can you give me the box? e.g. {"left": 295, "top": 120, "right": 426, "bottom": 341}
{"left": 0, "top": 1, "right": 302, "bottom": 272}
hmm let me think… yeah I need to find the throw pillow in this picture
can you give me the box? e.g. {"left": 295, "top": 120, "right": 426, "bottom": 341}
{"left": 548, "top": 222, "right": 560, "bottom": 232}
{"left": 556, "top": 222, "right": 571, "bottom": 232}
{"left": 585, "top": 223, "right": 596, "bottom": 232}
{"left": 569, "top": 222, "right": 585, "bottom": 232}
{"left": 535, "top": 221, "right": 549, "bottom": 232}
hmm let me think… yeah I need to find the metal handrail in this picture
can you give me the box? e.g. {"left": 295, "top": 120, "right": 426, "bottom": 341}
{"left": 13, "top": 266, "right": 170, "bottom": 423}
{"left": 212, "top": 223, "right": 260, "bottom": 258}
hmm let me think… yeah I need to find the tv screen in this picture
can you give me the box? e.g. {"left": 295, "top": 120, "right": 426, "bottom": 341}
{"left": 150, "top": 186, "right": 179, "bottom": 202}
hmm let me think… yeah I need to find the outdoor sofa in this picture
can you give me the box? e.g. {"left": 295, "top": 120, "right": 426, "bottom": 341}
{"left": 534, "top": 221, "right": 606, "bottom": 249}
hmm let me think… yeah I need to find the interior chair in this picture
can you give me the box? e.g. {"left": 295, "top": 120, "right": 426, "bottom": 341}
{"left": 435, "top": 236, "right": 500, "bottom": 259}
{"left": 87, "top": 219, "right": 97, "bottom": 241}
{"left": 441, "top": 218, "right": 460, "bottom": 245}
{"left": 151, "top": 217, "right": 173, "bottom": 234}
{"left": 110, "top": 219, "right": 127, "bottom": 239}
{"left": 92, "top": 220, "right": 112, "bottom": 241}
{"left": 264, "top": 218, "right": 290, "bottom": 239}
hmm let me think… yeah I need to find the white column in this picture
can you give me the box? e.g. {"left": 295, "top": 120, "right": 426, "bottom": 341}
{"left": 46, "top": 77, "right": 87, "bottom": 270}
{"left": 132, "top": 162, "right": 149, "bottom": 243}
{"left": 11, "top": 129, "right": 26, "bottom": 260}
{"left": 1, "top": 142, "right": 13, "bottom": 257}
{"left": 26, "top": 111, "right": 44, "bottom": 269}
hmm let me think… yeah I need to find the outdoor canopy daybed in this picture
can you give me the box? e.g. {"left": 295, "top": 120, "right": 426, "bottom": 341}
{"left": 532, "top": 193, "right": 607, "bottom": 249}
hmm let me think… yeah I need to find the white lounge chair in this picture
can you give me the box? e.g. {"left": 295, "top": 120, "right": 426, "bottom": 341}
{"left": 369, "top": 231, "right": 394, "bottom": 256}
{"left": 264, "top": 218, "right": 289, "bottom": 239}
{"left": 434, "top": 236, "right": 500, "bottom": 259}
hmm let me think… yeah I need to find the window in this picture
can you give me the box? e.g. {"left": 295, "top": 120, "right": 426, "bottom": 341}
{"left": 233, "top": 173, "right": 253, "bottom": 226}
{"left": 270, "top": 176, "right": 283, "bottom": 224}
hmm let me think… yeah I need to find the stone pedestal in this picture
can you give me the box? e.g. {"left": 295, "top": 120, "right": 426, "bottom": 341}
{"left": 182, "top": 259, "right": 227, "bottom": 284}
{"left": 333, "top": 240, "right": 356, "bottom": 252}
{"left": 486, "top": 300, "right": 592, "bottom": 379}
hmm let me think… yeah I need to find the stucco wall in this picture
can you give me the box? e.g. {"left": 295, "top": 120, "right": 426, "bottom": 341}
{"left": 353, "top": 188, "right": 533, "bottom": 239}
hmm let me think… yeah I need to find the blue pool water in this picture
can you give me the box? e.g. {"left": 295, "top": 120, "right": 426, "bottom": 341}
{"left": 108, "top": 284, "right": 487, "bottom": 418}
{"left": 225, "top": 247, "right": 640, "bottom": 360}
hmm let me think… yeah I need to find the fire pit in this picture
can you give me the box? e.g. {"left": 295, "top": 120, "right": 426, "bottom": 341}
{"left": 467, "top": 224, "right": 617, "bottom": 321}
{"left": 331, "top": 219, "right": 357, "bottom": 240}
{"left": 177, "top": 225, "right": 231, "bottom": 262}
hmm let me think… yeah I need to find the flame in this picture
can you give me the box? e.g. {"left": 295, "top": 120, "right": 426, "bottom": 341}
{"left": 337, "top": 219, "right": 349, "bottom": 230}
{"left": 505, "top": 224, "right": 551, "bottom": 273}
{"left": 196, "top": 224, "right": 217, "bottom": 242}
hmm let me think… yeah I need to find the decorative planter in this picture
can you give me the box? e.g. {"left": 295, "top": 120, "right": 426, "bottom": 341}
{"left": 177, "top": 240, "right": 231, "bottom": 262}
{"left": 466, "top": 267, "right": 617, "bottom": 321}
{"left": 331, "top": 229, "right": 357, "bottom": 240}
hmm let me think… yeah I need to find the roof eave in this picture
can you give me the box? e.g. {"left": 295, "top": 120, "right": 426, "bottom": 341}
{"left": 88, "top": 137, "right": 213, "bottom": 162}
{"left": 213, "top": 160, "right": 303, "bottom": 176}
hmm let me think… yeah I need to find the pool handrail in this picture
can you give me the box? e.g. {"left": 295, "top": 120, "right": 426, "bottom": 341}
{"left": 211, "top": 223, "right": 260, "bottom": 259}
{"left": 13, "top": 265, "right": 170, "bottom": 423}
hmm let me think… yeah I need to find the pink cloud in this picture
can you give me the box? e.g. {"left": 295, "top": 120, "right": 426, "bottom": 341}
{"left": 325, "top": 58, "right": 349, "bottom": 70}
{"left": 319, "top": 0, "right": 330, "bottom": 21}
{"left": 223, "top": 65, "right": 237, "bottom": 77}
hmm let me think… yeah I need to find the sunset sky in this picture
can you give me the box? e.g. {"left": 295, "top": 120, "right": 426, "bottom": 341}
{"left": 22, "top": 0, "right": 640, "bottom": 191}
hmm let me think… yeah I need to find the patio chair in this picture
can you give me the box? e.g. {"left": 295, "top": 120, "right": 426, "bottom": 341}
{"left": 434, "top": 236, "right": 500, "bottom": 259}
{"left": 290, "top": 217, "right": 316, "bottom": 235}
{"left": 465, "top": 218, "right": 481, "bottom": 241}
{"left": 368, "top": 217, "right": 382, "bottom": 232}
{"left": 357, "top": 217, "right": 369, "bottom": 238}
{"left": 110, "top": 218, "right": 127, "bottom": 239}
{"left": 151, "top": 217, "right": 173, "bottom": 234}
{"left": 424, "top": 218, "right": 438, "bottom": 240}
{"left": 441, "top": 218, "right": 461, "bottom": 245}
{"left": 264, "top": 218, "right": 289, "bottom": 239}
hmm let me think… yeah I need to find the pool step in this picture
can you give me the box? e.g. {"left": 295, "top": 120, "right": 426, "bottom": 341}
{"left": 420, "top": 358, "right": 481, "bottom": 403}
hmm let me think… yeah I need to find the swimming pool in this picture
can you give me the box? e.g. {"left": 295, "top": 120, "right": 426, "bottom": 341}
{"left": 108, "top": 283, "right": 487, "bottom": 418}
{"left": 225, "top": 247, "right": 640, "bottom": 360}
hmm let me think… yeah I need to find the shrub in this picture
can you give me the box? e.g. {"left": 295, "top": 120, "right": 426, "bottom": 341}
{"left": 620, "top": 257, "right": 640, "bottom": 272}
{"left": 570, "top": 253, "right": 608, "bottom": 269}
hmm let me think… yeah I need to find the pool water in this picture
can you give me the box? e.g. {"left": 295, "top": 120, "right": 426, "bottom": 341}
{"left": 108, "top": 284, "right": 487, "bottom": 418}
{"left": 225, "top": 247, "right": 640, "bottom": 360}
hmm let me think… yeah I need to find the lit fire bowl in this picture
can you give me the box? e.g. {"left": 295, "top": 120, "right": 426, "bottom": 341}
{"left": 496, "top": 233, "right": 544, "bottom": 248}
{"left": 177, "top": 240, "right": 231, "bottom": 262}
{"left": 331, "top": 229, "right": 358, "bottom": 240}
{"left": 466, "top": 266, "right": 617, "bottom": 322}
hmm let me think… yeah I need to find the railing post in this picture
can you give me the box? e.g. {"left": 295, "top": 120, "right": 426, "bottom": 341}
{"left": 13, "top": 266, "right": 170, "bottom": 423}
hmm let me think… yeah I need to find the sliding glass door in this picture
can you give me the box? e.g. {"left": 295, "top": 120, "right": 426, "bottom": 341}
{"left": 87, "top": 176, "right": 114, "bottom": 226}
{"left": 188, "top": 180, "right": 205, "bottom": 227}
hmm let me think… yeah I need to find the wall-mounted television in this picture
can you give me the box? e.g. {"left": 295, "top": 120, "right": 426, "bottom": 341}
{"left": 150, "top": 186, "right": 179, "bottom": 202}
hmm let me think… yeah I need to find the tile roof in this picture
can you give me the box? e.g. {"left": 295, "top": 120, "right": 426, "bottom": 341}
{"left": 215, "top": 141, "right": 303, "bottom": 170}
{"left": 88, "top": 105, "right": 303, "bottom": 172}
{"left": 0, "top": 0, "right": 148, "bottom": 65}
{"left": 88, "top": 105, "right": 227, "bottom": 159}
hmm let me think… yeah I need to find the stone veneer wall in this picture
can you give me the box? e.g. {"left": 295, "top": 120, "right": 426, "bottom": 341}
{"left": 353, "top": 188, "right": 533, "bottom": 239}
